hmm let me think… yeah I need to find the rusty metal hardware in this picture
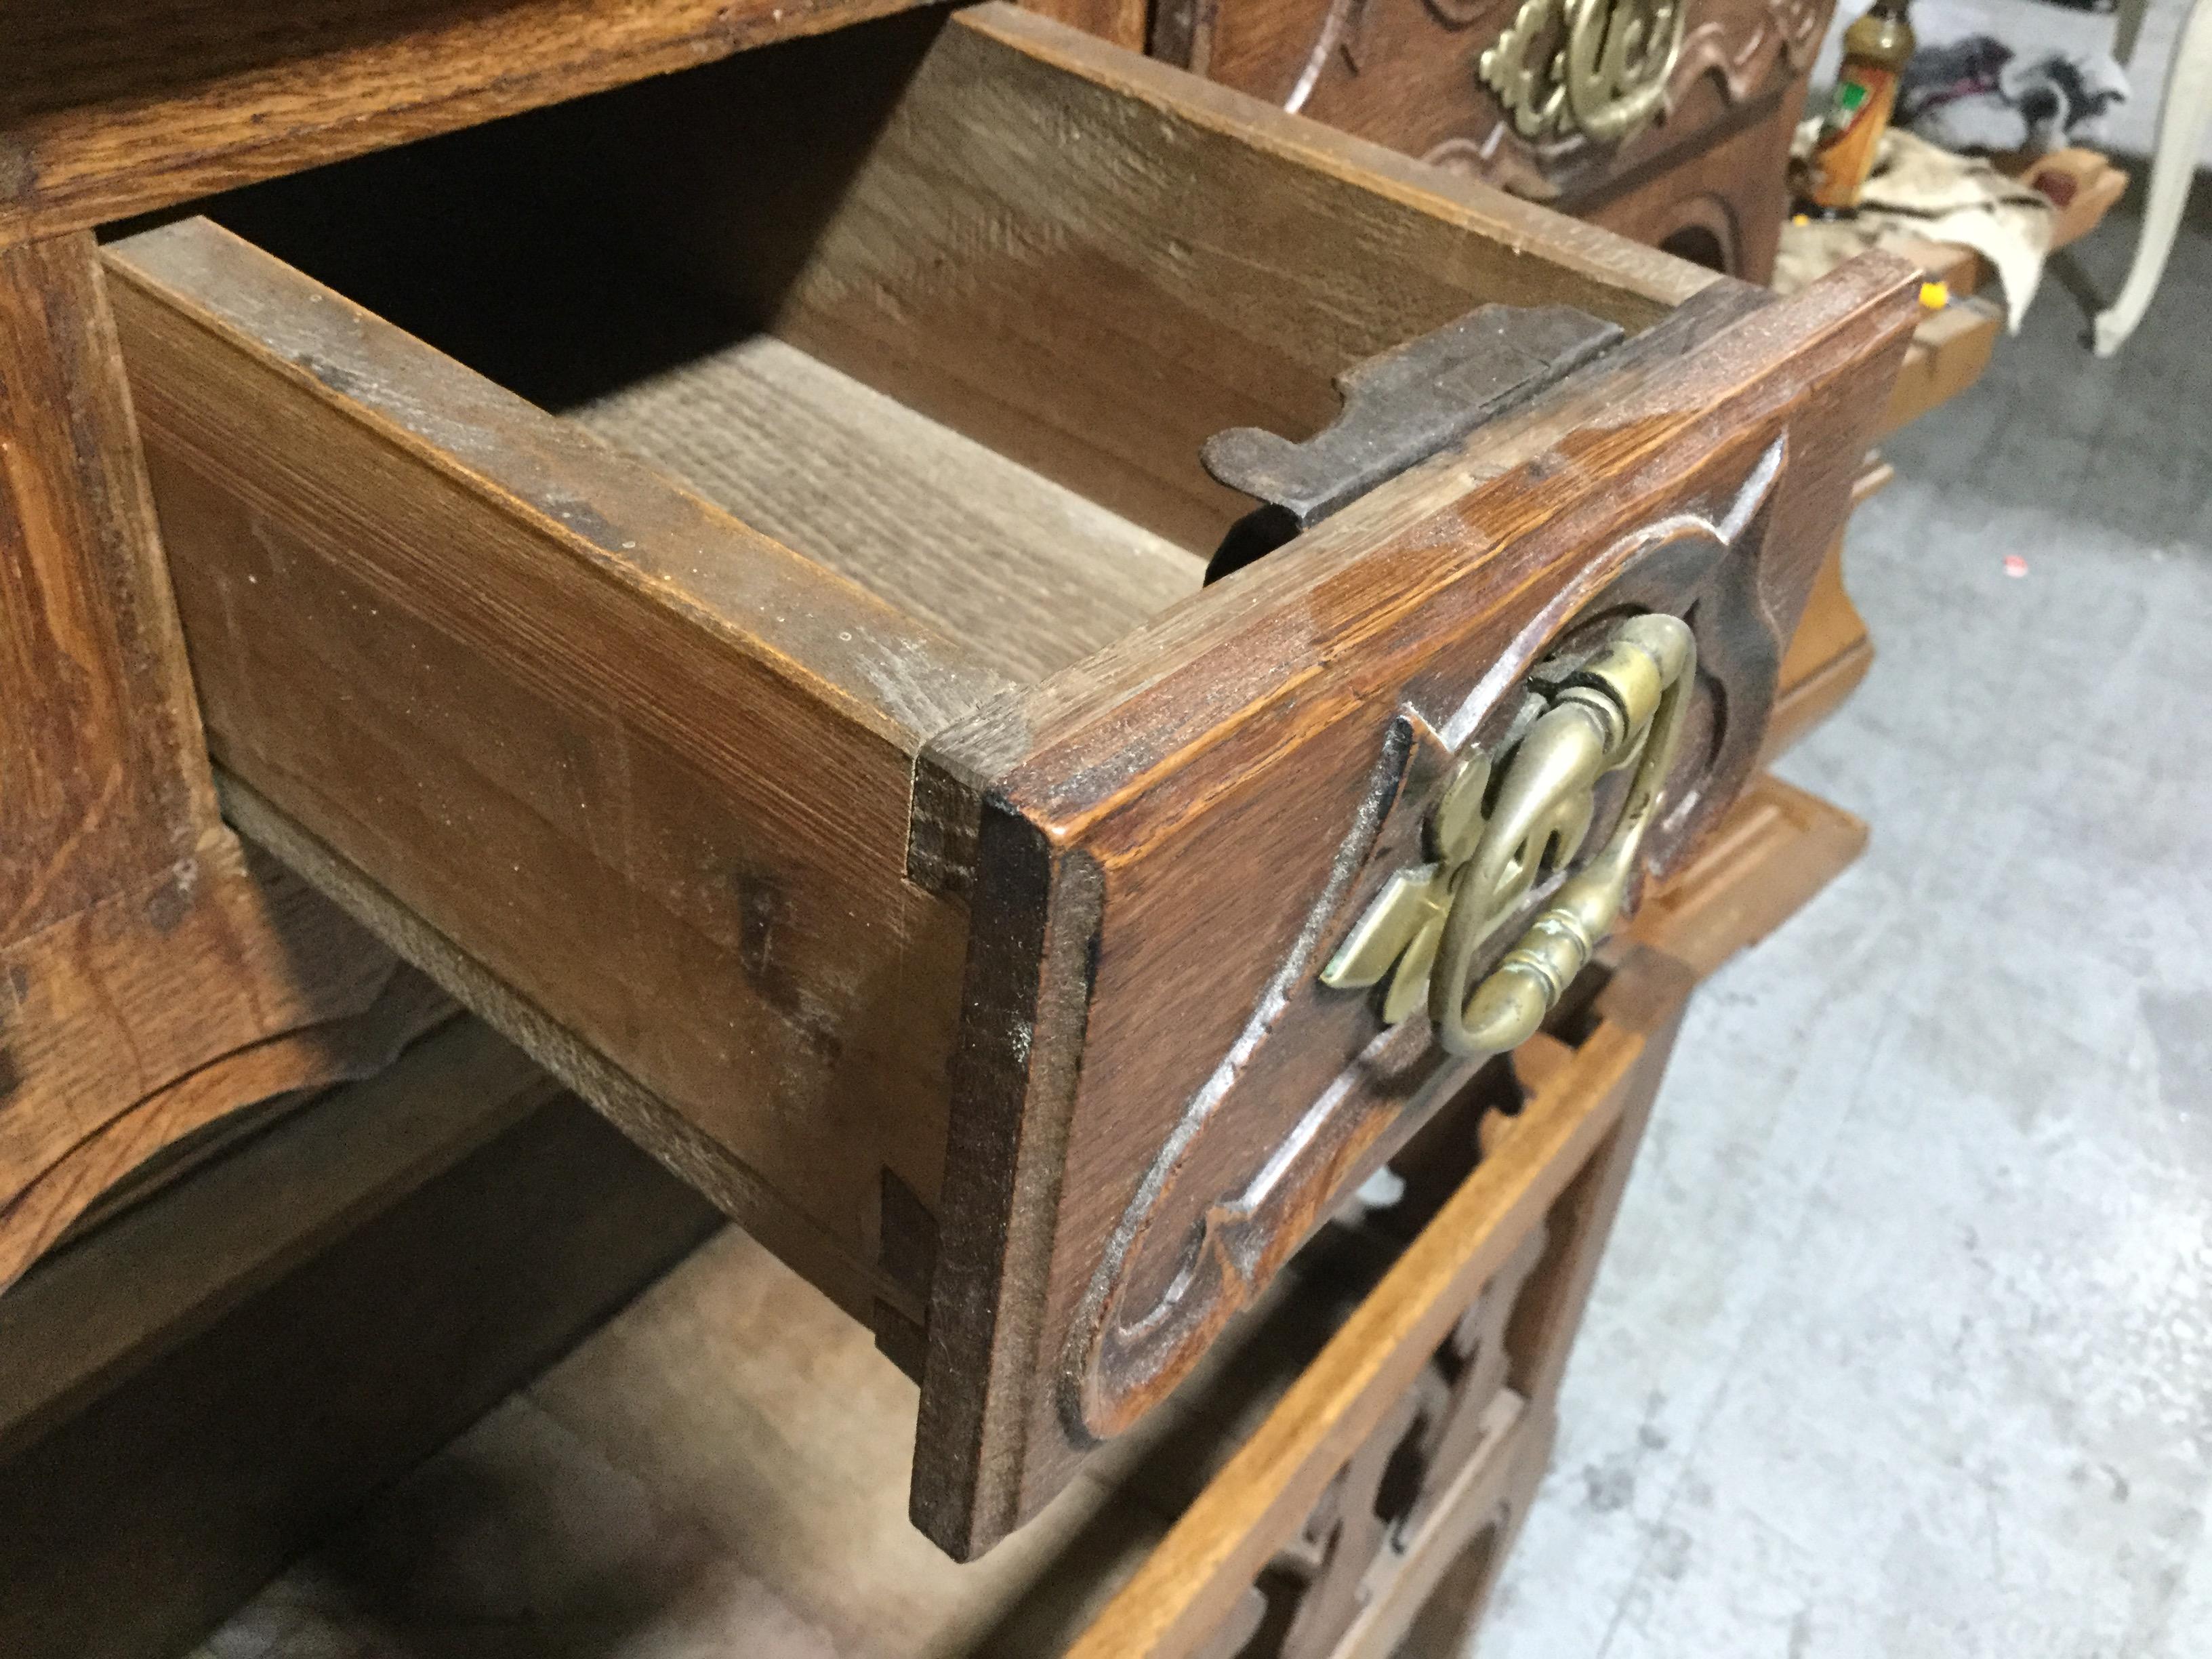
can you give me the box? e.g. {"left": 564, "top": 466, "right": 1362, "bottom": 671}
{"left": 1321, "top": 611, "right": 1695, "bottom": 1054}
{"left": 1199, "top": 304, "right": 1622, "bottom": 581}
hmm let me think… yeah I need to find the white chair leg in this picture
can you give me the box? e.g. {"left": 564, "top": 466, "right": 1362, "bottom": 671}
{"left": 2095, "top": 0, "right": 2212, "bottom": 355}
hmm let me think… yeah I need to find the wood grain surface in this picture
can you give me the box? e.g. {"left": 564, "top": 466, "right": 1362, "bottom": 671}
{"left": 0, "top": 0, "right": 1130, "bottom": 246}
{"left": 106, "top": 213, "right": 999, "bottom": 1327}
{"left": 917, "top": 248, "right": 1917, "bottom": 1553}
{"left": 1152, "top": 0, "right": 1832, "bottom": 213}
{"left": 1066, "top": 949, "right": 1691, "bottom": 1656}
{"left": 0, "top": 230, "right": 411, "bottom": 1295}
{"left": 98, "top": 5, "right": 1914, "bottom": 1553}
{"left": 570, "top": 333, "right": 1203, "bottom": 684}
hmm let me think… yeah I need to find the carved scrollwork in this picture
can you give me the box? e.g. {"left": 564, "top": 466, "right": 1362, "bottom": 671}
{"left": 1673, "top": 0, "right": 1828, "bottom": 105}
{"left": 1479, "top": 0, "right": 1687, "bottom": 145}
{"left": 1066, "top": 445, "right": 1786, "bottom": 1441}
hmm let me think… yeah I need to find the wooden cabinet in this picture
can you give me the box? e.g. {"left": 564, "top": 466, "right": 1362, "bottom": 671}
{"left": 104, "top": 4, "right": 1914, "bottom": 1555}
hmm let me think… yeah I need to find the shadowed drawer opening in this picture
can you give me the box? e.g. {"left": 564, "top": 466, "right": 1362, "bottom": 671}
{"left": 179, "top": 5, "right": 1671, "bottom": 690}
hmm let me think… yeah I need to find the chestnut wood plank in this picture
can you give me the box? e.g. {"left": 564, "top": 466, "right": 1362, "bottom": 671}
{"left": 571, "top": 333, "right": 1202, "bottom": 684}
{"left": 743, "top": 5, "right": 1717, "bottom": 552}
{"left": 105, "top": 214, "right": 1007, "bottom": 1327}
{"left": 0, "top": 0, "right": 887, "bottom": 246}
{"left": 0, "top": 231, "right": 209, "bottom": 933}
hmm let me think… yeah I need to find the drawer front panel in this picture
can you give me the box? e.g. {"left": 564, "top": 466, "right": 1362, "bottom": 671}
{"left": 1154, "top": 0, "right": 1832, "bottom": 208}
{"left": 922, "top": 256, "right": 1914, "bottom": 1550}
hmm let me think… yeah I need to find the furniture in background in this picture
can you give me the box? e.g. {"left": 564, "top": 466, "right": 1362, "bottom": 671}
{"left": 2096, "top": 0, "right": 2212, "bottom": 352}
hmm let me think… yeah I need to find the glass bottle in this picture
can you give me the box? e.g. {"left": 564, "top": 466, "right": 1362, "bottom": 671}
{"left": 1801, "top": 0, "right": 1917, "bottom": 214}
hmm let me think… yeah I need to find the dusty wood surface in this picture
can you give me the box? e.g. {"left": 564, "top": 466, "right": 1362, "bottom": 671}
{"left": 411, "top": 3, "right": 1711, "bottom": 556}
{"left": 151, "top": 948, "right": 1693, "bottom": 1659}
{"left": 106, "top": 213, "right": 1002, "bottom": 1328}
{"left": 0, "top": 230, "right": 209, "bottom": 933}
{"left": 96, "top": 7, "right": 1912, "bottom": 1551}
{"left": 0, "top": 1023, "right": 719, "bottom": 1659}
{"left": 0, "top": 229, "right": 415, "bottom": 1296}
{"left": 571, "top": 334, "right": 1202, "bottom": 684}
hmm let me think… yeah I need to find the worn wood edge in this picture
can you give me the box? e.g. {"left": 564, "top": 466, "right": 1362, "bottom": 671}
{"left": 0, "top": 230, "right": 222, "bottom": 848}
{"left": 940, "top": 255, "right": 1919, "bottom": 839}
{"left": 0, "top": 1017, "right": 550, "bottom": 1460}
{"left": 912, "top": 806, "right": 1103, "bottom": 1558}
{"left": 0, "top": 0, "right": 931, "bottom": 247}
{"left": 1063, "top": 1019, "right": 1647, "bottom": 1657}
{"left": 903, "top": 272, "right": 1744, "bottom": 883}
{"left": 956, "top": 5, "right": 1719, "bottom": 324}
{"left": 213, "top": 770, "right": 895, "bottom": 1324}
{"left": 909, "top": 279, "right": 1763, "bottom": 861}
{"left": 916, "top": 259, "right": 1914, "bottom": 1550}
{"left": 101, "top": 218, "right": 1008, "bottom": 751}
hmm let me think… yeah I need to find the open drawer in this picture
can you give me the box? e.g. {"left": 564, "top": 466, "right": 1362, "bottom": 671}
{"left": 105, "top": 2, "right": 1914, "bottom": 1555}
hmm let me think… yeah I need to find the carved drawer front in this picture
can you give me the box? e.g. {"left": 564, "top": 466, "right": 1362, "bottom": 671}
{"left": 1051, "top": 942, "right": 1693, "bottom": 1659}
{"left": 1153, "top": 0, "right": 1833, "bottom": 216}
{"left": 107, "top": 1, "right": 1914, "bottom": 1557}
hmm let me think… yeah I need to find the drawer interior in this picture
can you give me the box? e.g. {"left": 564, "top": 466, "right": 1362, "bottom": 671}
{"left": 183, "top": 4, "right": 1698, "bottom": 690}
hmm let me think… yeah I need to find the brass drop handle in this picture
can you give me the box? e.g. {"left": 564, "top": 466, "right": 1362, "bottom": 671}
{"left": 1321, "top": 611, "right": 1696, "bottom": 1056}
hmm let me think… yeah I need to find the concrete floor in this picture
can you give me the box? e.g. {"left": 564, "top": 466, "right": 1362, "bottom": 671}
{"left": 195, "top": 205, "right": 2212, "bottom": 1658}
{"left": 1484, "top": 201, "right": 2212, "bottom": 1657}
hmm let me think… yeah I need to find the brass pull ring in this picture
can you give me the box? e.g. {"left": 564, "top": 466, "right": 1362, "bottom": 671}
{"left": 1431, "top": 612, "right": 1694, "bottom": 1053}
{"left": 1320, "top": 612, "right": 1695, "bottom": 1056}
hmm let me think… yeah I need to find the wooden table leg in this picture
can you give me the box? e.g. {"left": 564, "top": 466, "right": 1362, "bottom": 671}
{"left": 0, "top": 230, "right": 442, "bottom": 1292}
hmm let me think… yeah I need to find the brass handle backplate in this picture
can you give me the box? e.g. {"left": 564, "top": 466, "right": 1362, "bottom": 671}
{"left": 1319, "top": 611, "right": 1694, "bottom": 1055}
